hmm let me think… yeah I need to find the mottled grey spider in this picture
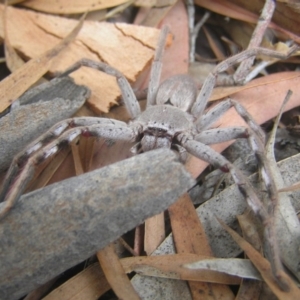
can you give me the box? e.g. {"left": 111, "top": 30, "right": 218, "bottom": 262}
{"left": 0, "top": 18, "right": 297, "bottom": 220}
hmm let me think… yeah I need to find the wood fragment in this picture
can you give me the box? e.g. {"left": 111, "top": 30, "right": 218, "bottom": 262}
{"left": 0, "top": 5, "right": 162, "bottom": 113}
{"left": 0, "top": 77, "right": 90, "bottom": 172}
{"left": 0, "top": 6, "right": 86, "bottom": 113}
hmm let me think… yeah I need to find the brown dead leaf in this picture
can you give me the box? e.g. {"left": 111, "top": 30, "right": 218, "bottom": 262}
{"left": 211, "top": 71, "right": 300, "bottom": 101}
{"left": 144, "top": 212, "right": 165, "bottom": 255}
{"left": 228, "top": 0, "right": 300, "bottom": 36}
{"left": 43, "top": 264, "right": 110, "bottom": 300}
{"left": 21, "top": 0, "right": 130, "bottom": 14}
{"left": 135, "top": 0, "right": 189, "bottom": 89}
{"left": 194, "top": 0, "right": 300, "bottom": 43}
{"left": 0, "top": 4, "right": 161, "bottom": 113}
{"left": 219, "top": 218, "right": 300, "bottom": 299}
{"left": 43, "top": 253, "right": 241, "bottom": 299}
{"left": 121, "top": 254, "right": 241, "bottom": 284}
{"left": 168, "top": 193, "right": 235, "bottom": 299}
{"left": 97, "top": 243, "right": 140, "bottom": 300}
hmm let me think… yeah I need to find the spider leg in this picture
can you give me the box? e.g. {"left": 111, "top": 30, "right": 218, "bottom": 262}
{"left": 196, "top": 98, "right": 278, "bottom": 204}
{"left": 0, "top": 117, "right": 126, "bottom": 202}
{"left": 147, "top": 26, "right": 169, "bottom": 107}
{"left": 180, "top": 137, "right": 268, "bottom": 220}
{"left": 191, "top": 45, "right": 298, "bottom": 119}
{"left": 188, "top": 96, "right": 290, "bottom": 287}
{"left": 195, "top": 127, "right": 250, "bottom": 144}
{"left": 195, "top": 98, "right": 265, "bottom": 142}
{"left": 59, "top": 59, "right": 141, "bottom": 119}
{"left": 234, "top": 0, "right": 275, "bottom": 84}
{"left": 0, "top": 122, "right": 136, "bottom": 220}
{"left": 195, "top": 124, "right": 277, "bottom": 205}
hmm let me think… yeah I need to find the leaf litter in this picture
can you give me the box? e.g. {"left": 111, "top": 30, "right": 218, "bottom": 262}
{"left": 1, "top": 0, "right": 300, "bottom": 299}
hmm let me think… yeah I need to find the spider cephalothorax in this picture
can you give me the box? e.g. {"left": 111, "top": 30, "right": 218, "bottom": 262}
{"left": 134, "top": 102, "right": 195, "bottom": 154}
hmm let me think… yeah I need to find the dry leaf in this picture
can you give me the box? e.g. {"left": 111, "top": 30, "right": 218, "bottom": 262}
{"left": 122, "top": 254, "right": 241, "bottom": 284}
{"left": 3, "top": 3, "right": 26, "bottom": 72}
{"left": 43, "top": 264, "right": 110, "bottom": 300}
{"left": 194, "top": 0, "right": 300, "bottom": 42}
{"left": 168, "top": 193, "right": 235, "bottom": 299}
{"left": 184, "top": 258, "right": 262, "bottom": 280}
{"left": 210, "top": 71, "right": 300, "bottom": 101}
{"left": 21, "top": 0, "right": 130, "bottom": 14}
{"left": 144, "top": 212, "right": 165, "bottom": 255}
{"left": 97, "top": 243, "right": 140, "bottom": 300}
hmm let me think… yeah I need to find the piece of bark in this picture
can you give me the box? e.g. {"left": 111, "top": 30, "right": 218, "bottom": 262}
{"left": 0, "top": 149, "right": 194, "bottom": 300}
{"left": 0, "top": 77, "right": 90, "bottom": 172}
{"left": 0, "top": 6, "right": 85, "bottom": 113}
{"left": 0, "top": 5, "right": 162, "bottom": 113}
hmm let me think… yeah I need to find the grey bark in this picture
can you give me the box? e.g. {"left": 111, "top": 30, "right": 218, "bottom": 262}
{"left": 0, "top": 77, "right": 90, "bottom": 172}
{"left": 0, "top": 149, "right": 194, "bottom": 300}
